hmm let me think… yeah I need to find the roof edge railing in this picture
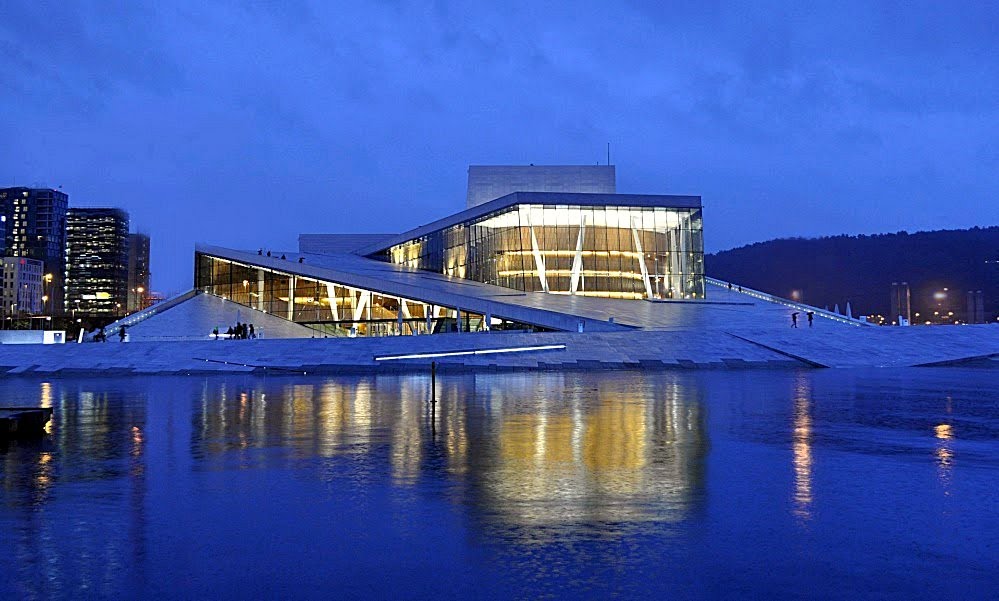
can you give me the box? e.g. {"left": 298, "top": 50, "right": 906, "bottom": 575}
{"left": 87, "top": 289, "right": 200, "bottom": 339}
{"left": 705, "top": 277, "right": 871, "bottom": 327}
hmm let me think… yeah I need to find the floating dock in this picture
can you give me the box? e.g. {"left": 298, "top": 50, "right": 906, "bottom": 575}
{"left": 0, "top": 407, "right": 54, "bottom": 438}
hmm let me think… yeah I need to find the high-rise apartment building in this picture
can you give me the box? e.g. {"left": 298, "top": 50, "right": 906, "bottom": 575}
{"left": 890, "top": 282, "right": 911, "bottom": 325}
{"left": 127, "top": 233, "right": 151, "bottom": 313}
{"left": 966, "top": 290, "right": 985, "bottom": 324}
{"left": 65, "top": 208, "right": 129, "bottom": 316}
{"left": 0, "top": 187, "right": 69, "bottom": 313}
{"left": 466, "top": 165, "right": 616, "bottom": 208}
{"left": 1, "top": 256, "right": 44, "bottom": 315}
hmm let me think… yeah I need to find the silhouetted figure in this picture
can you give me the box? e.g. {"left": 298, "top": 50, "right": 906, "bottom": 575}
{"left": 258, "top": 249, "right": 263, "bottom": 255}
{"left": 213, "top": 327, "right": 219, "bottom": 340}
{"left": 119, "top": 326, "right": 126, "bottom": 342}
{"left": 96, "top": 327, "right": 107, "bottom": 342}
{"left": 249, "top": 324, "right": 255, "bottom": 339}
{"left": 728, "top": 282, "right": 732, "bottom": 290}
{"left": 226, "top": 326, "right": 234, "bottom": 340}
{"left": 807, "top": 311, "right": 814, "bottom": 327}
{"left": 280, "top": 254, "right": 286, "bottom": 260}
{"left": 791, "top": 312, "right": 799, "bottom": 328}
{"left": 298, "top": 257, "right": 304, "bottom": 263}
{"left": 266, "top": 251, "right": 271, "bottom": 257}
{"left": 738, "top": 286, "right": 742, "bottom": 292}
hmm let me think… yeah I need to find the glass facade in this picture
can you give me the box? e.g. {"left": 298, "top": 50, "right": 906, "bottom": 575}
{"left": 381, "top": 204, "right": 705, "bottom": 299}
{"left": 194, "top": 253, "right": 547, "bottom": 337}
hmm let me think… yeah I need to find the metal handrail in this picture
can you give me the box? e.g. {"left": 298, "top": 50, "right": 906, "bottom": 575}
{"left": 706, "top": 277, "right": 870, "bottom": 327}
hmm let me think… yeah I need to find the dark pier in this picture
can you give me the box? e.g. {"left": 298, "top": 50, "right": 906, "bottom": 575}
{"left": 0, "top": 407, "right": 54, "bottom": 438}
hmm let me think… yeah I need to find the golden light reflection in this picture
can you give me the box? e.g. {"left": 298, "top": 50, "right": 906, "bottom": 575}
{"left": 792, "top": 377, "right": 813, "bottom": 521}
{"left": 390, "top": 378, "right": 425, "bottom": 485}
{"left": 39, "top": 382, "right": 53, "bottom": 409}
{"left": 130, "top": 426, "right": 145, "bottom": 476}
{"left": 187, "top": 374, "right": 704, "bottom": 535}
{"left": 934, "top": 421, "right": 954, "bottom": 490}
{"left": 487, "top": 378, "right": 704, "bottom": 531}
{"left": 35, "top": 451, "right": 53, "bottom": 490}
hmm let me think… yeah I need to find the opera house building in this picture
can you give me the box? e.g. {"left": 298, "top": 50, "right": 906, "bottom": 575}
{"left": 192, "top": 191, "right": 706, "bottom": 338}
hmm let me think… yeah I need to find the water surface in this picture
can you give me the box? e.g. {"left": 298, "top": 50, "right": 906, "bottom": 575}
{"left": 1, "top": 369, "right": 996, "bottom": 599}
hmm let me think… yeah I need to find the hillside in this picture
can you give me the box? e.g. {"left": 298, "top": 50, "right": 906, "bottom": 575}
{"left": 706, "top": 227, "right": 999, "bottom": 322}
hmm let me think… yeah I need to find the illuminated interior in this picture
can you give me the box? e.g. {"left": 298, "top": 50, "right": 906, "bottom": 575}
{"left": 194, "top": 253, "right": 550, "bottom": 337}
{"left": 380, "top": 203, "right": 705, "bottom": 299}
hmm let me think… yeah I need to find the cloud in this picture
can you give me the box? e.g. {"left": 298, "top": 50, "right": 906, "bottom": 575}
{"left": 0, "top": 0, "right": 997, "bottom": 291}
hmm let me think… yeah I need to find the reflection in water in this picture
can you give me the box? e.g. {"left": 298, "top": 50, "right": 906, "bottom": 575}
{"left": 1, "top": 383, "right": 150, "bottom": 598}
{"left": 792, "top": 375, "right": 813, "bottom": 521}
{"left": 185, "top": 373, "right": 707, "bottom": 537}
{"left": 934, "top": 407, "right": 954, "bottom": 492}
{"left": 481, "top": 376, "right": 706, "bottom": 534}
{"left": 2, "top": 371, "right": 998, "bottom": 598}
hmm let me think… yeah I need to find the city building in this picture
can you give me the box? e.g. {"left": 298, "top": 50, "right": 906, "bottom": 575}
{"left": 0, "top": 187, "right": 69, "bottom": 313}
{"left": 890, "top": 282, "right": 911, "bottom": 325}
{"left": 1, "top": 256, "right": 44, "bottom": 316}
{"left": 65, "top": 208, "right": 130, "bottom": 316}
{"left": 966, "top": 290, "right": 985, "bottom": 324}
{"left": 466, "top": 165, "right": 615, "bottom": 208}
{"left": 127, "top": 233, "right": 151, "bottom": 313}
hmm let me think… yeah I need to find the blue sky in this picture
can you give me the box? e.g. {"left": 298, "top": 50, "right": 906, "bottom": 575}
{"left": 2, "top": 1, "right": 997, "bottom": 293}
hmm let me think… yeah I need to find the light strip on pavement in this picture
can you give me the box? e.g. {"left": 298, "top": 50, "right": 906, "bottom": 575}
{"left": 374, "top": 344, "right": 566, "bottom": 361}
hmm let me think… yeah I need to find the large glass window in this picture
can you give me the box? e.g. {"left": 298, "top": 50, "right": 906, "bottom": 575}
{"left": 194, "top": 253, "right": 549, "bottom": 337}
{"left": 380, "top": 203, "right": 705, "bottom": 299}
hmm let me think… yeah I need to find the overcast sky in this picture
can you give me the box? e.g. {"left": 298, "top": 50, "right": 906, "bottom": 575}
{"left": 2, "top": 1, "right": 997, "bottom": 293}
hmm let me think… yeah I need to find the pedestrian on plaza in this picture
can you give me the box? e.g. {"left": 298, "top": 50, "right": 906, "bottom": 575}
{"left": 791, "top": 312, "right": 799, "bottom": 328}
{"left": 298, "top": 257, "right": 304, "bottom": 263}
{"left": 213, "top": 327, "right": 219, "bottom": 340}
{"left": 280, "top": 254, "right": 286, "bottom": 260}
{"left": 119, "top": 326, "right": 127, "bottom": 342}
{"left": 266, "top": 251, "right": 271, "bottom": 257}
{"left": 226, "top": 325, "right": 234, "bottom": 339}
{"left": 249, "top": 324, "right": 255, "bottom": 339}
{"left": 96, "top": 327, "right": 107, "bottom": 342}
{"left": 807, "top": 311, "right": 814, "bottom": 327}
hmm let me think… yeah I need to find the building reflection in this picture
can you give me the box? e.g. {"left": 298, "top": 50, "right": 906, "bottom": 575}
{"left": 473, "top": 376, "right": 707, "bottom": 533}
{"left": 0, "top": 380, "right": 149, "bottom": 598}
{"left": 186, "top": 372, "right": 708, "bottom": 537}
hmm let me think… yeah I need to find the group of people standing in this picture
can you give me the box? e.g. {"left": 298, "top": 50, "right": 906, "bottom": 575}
{"left": 213, "top": 322, "right": 255, "bottom": 340}
{"left": 91, "top": 326, "right": 127, "bottom": 342}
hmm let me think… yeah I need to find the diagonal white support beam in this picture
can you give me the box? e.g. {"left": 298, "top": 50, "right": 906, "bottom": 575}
{"left": 631, "top": 217, "right": 654, "bottom": 299}
{"left": 353, "top": 290, "right": 369, "bottom": 323}
{"left": 570, "top": 216, "right": 587, "bottom": 295}
{"left": 287, "top": 276, "right": 296, "bottom": 320}
{"left": 526, "top": 212, "right": 549, "bottom": 293}
{"left": 325, "top": 283, "right": 339, "bottom": 321}
{"left": 257, "top": 269, "right": 265, "bottom": 311}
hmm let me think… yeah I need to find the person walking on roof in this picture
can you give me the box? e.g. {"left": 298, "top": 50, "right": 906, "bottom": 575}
{"left": 119, "top": 326, "right": 127, "bottom": 342}
{"left": 807, "top": 311, "right": 814, "bottom": 327}
{"left": 791, "top": 312, "right": 799, "bottom": 328}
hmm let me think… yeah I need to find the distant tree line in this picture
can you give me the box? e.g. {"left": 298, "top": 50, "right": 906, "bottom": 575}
{"left": 705, "top": 226, "right": 999, "bottom": 323}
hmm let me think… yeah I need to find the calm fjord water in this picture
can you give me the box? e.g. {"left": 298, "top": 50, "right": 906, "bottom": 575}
{"left": 1, "top": 370, "right": 996, "bottom": 599}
